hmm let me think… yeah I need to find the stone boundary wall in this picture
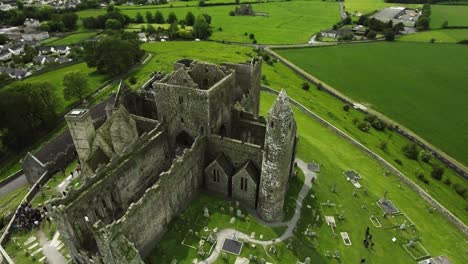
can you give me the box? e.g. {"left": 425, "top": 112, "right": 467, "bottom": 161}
{"left": 261, "top": 86, "right": 468, "bottom": 236}
{"left": 264, "top": 47, "right": 468, "bottom": 179}
{"left": 0, "top": 170, "right": 24, "bottom": 189}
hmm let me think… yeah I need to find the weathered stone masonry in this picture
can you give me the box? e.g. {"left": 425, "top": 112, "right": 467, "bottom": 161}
{"left": 48, "top": 59, "right": 297, "bottom": 263}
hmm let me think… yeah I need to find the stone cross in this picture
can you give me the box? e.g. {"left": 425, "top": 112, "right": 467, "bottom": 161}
{"left": 203, "top": 207, "right": 209, "bottom": 218}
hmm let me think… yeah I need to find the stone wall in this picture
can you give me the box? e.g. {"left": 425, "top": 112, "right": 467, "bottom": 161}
{"left": 99, "top": 137, "right": 207, "bottom": 260}
{"left": 49, "top": 128, "right": 171, "bottom": 263}
{"left": 206, "top": 135, "right": 263, "bottom": 171}
{"left": 232, "top": 165, "right": 259, "bottom": 209}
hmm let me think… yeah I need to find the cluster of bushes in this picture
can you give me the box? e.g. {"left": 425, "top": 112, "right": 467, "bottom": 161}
{"left": 39, "top": 13, "right": 79, "bottom": 32}
{"left": 357, "top": 16, "right": 405, "bottom": 41}
{"left": 0, "top": 82, "right": 60, "bottom": 153}
{"left": 355, "top": 114, "right": 388, "bottom": 132}
{"left": 82, "top": 9, "right": 131, "bottom": 30}
{"left": 83, "top": 34, "right": 144, "bottom": 76}
{"left": 253, "top": 48, "right": 278, "bottom": 66}
{"left": 415, "top": 4, "right": 430, "bottom": 31}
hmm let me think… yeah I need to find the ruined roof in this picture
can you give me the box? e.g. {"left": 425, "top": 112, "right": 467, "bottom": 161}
{"left": 213, "top": 153, "right": 234, "bottom": 176}
{"left": 268, "top": 89, "right": 293, "bottom": 120}
{"left": 166, "top": 67, "right": 198, "bottom": 88}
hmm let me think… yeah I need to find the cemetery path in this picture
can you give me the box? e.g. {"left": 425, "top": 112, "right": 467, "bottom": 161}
{"left": 199, "top": 159, "right": 315, "bottom": 263}
{"left": 37, "top": 230, "right": 67, "bottom": 264}
{"left": 0, "top": 174, "right": 27, "bottom": 199}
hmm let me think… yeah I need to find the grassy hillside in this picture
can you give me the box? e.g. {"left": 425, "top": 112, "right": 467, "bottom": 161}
{"left": 78, "top": 1, "right": 340, "bottom": 44}
{"left": 431, "top": 5, "right": 468, "bottom": 28}
{"left": 3, "top": 63, "right": 107, "bottom": 112}
{"left": 277, "top": 42, "right": 468, "bottom": 165}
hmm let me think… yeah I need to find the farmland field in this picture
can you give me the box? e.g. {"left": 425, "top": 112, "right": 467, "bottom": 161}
{"left": 344, "top": 0, "right": 420, "bottom": 16}
{"left": 78, "top": 1, "right": 340, "bottom": 44}
{"left": 431, "top": 5, "right": 468, "bottom": 29}
{"left": 399, "top": 28, "right": 468, "bottom": 43}
{"left": 277, "top": 42, "right": 468, "bottom": 165}
{"left": 45, "top": 32, "right": 98, "bottom": 45}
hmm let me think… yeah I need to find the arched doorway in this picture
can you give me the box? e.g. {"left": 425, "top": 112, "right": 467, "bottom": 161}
{"left": 175, "top": 130, "right": 194, "bottom": 155}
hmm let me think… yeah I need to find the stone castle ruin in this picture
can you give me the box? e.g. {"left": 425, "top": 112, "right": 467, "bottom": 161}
{"left": 48, "top": 59, "right": 297, "bottom": 263}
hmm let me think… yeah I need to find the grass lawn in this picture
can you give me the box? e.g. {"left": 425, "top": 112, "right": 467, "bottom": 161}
{"left": 431, "top": 5, "right": 468, "bottom": 29}
{"left": 344, "top": 0, "right": 420, "bottom": 16}
{"left": 0, "top": 185, "right": 29, "bottom": 218}
{"left": 44, "top": 32, "right": 98, "bottom": 45}
{"left": 78, "top": 1, "right": 340, "bottom": 44}
{"left": 276, "top": 42, "right": 468, "bottom": 166}
{"left": 259, "top": 92, "right": 465, "bottom": 263}
{"left": 3, "top": 62, "right": 108, "bottom": 112}
{"left": 399, "top": 29, "right": 468, "bottom": 43}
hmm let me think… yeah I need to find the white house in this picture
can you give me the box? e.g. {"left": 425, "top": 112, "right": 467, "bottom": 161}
{"left": 8, "top": 43, "right": 24, "bottom": 55}
{"left": 22, "top": 31, "right": 49, "bottom": 41}
{"left": 24, "top": 18, "right": 40, "bottom": 28}
{"left": 54, "top": 45, "right": 71, "bottom": 55}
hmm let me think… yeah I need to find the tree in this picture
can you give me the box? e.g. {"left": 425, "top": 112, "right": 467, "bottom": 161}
{"left": 185, "top": 11, "right": 195, "bottom": 26}
{"left": 416, "top": 17, "right": 429, "bottom": 31}
{"left": 147, "top": 24, "right": 157, "bottom": 34}
{"left": 0, "top": 34, "right": 9, "bottom": 45}
{"left": 193, "top": 15, "right": 211, "bottom": 40}
{"left": 419, "top": 150, "right": 432, "bottom": 163}
{"left": 146, "top": 11, "right": 154, "bottom": 23}
{"left": 105, "top": 19, "right": 122, "bottom": 30}
{"left": 402, "top": 143, "right": 419, "bottom": 160}
{"left": 62, "top": 13, "right": 79, "bottom": 30}
{"left": 136, "top": 12, "right": 144, "bottom": 23}
{"left": 431, "top": 165, "right": 444, "bottom": 180}
{"left": 83, "top": 37, "right": 144, "bottom": 76}
{"left": 154, "top": 11, "right": 164, "bottom": 24}
{"left": 167, "top": 12, "right": 178, "bottom": 24}
{"left": 249, "top": 33, "right": 255, "bottom": 39}
{"left": 442, "top": 20, "right": 448, "bottom": 28}
{"left": 63, "top": 71, "right": 90, "bottom": 101}
{"left": 202, "top": 13, "right": 212, "bottom": 24}
{"left": 0, "top": 82, "right": 59, "bottom": 150}
{"left": 168, "top": 22, "right": 179, "bottom": 39}
{"left": 366, "top": 29, "right": 376, "bottom": 39}
{"left": 383, "top": 29, "right": 395, "bottom": 41}
{"left": 302, "top": 82, "right": 310, "bottom": 91}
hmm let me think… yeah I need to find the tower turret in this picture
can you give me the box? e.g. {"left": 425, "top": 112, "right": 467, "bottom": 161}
{"left": 65, "top": 109, "right": 95, "bottom": 162}
{"left": 257, "top": 90, "right": 297, "bottom": 222}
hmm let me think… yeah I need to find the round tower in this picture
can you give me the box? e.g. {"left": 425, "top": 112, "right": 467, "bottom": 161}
{"left": 257, "top": 90, "right": 296, "bottom": 222}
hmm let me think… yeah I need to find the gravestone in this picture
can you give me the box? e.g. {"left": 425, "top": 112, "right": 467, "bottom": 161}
{"left": 237, "top": 209, "right": 242, "bottom": 217}
{"left": 305, "top": 257, "right": 311, "bottom": 264}
{"left": 230, "top": 217, "right": 236, "bottom": 224}
{"left": 204, "top": 207, "right": 210, "bottom": 218}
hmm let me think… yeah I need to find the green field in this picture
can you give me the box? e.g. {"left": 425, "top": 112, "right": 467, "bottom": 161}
{"left": 78, "top": 1, "right": 340, "bottom": 44}
{"left": 399, "top": 28, "right": 468, "bottom": 43}
{"left": 3, "top": 63, "right": 107, "bottom": 112}
{"left": 344, "top": 0, "right": 420, "bottom": 16}
{"left": 277, "top": 42, "right": 468, "bottom": 165}
{"left": 431, "top": 5, "right": 468, "bottom": 29}
{"left": 44, "top": 32, "right": 98, "bottom": 45}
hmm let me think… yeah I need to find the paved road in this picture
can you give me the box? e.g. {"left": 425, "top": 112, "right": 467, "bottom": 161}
{"left": 199, "top": 159, "right": 315, "bottom": 263}
{"left": 0, "top": 174, "right": 28, "bottom": 199}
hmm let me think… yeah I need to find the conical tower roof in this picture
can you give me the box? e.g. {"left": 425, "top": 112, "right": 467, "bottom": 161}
{"left": 268, "top": 89, "right": 293, "bottom": 120}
